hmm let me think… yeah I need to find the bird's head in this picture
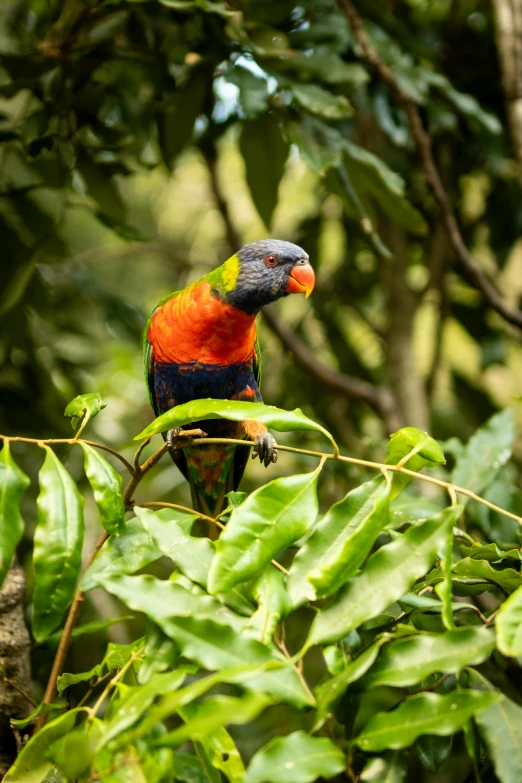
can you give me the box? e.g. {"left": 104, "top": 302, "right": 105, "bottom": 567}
{"left": 218, "top": 239, "right": 315, "bottom": 314}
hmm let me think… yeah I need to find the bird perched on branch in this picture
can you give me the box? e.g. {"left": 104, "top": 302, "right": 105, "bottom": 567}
{"left": 144, "top": 239, "right": 315, "bottom": 521}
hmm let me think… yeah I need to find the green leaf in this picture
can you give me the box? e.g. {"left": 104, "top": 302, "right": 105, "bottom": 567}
{"left": 343, "top": 143, "right": 426, "bottom": 235}
{"left": 425, "top": 71, "right": 501, "bottom": 134}
{"left": 360, "top": 628, "right": 495, "bottom": 689}
{"left": 32, "top": 447, "right": 85, "bottom": 642}
{"left": 174, "top": 753, "right": 213, "bottom": 783}
{"left": 47, "top": 718, "right": 104, "bottom": 780}
{"left": 0, "top": 441, "right": 29, "bottom": 588}
{"left": 180, "top": 718, "right": 246, "bottom": 783}
{"left": 245, "top": 731, "right": 345, "bottom": 783}
{"left": 451, "top": 409, "right": 515, "bottom": 504}
{"left": 291, "top": 84, "right": 353, "bottom": 120}
{"left": 82, "top": 510, "right": 187, "bottom": 591}
{"left": 158, "top": 69, "right": 208, "bottom": 167}
{"left": 208, "top": 465, "right": 321, "bottom": 594}
{"left": 99, "top": 573, "right": 247, "bottom": 632}
{"left": 5, "top": 708, "right": 83, "bottom": 783}
{"left": 42, "top": 616, "right": 134, "bottom": 648}
{"left": 470, "top": 670, "right": 522, "bottom": 783}
{"left": 64, "top": 392, "right": 107, "bottom": 433}
{"left": 227, "top": 65, "right": 269, "bottom": 118}
{"left": 101, "top": 669, "right": 188, "bottom": 748}
{"left": 286, "top": 115, "right": 345, "bottom": 174}
{"left": 96, "top": 574, "right": 311, "bottom": 707}
{"left": 57, "top": 640, "right": 141, "bottom": 694}
{"left": 76, "top": 152, "right": 126, "bottom": 223}
{"left": 360, "top": 752, "right": 407, "bottom": 782}
{"left": 452, "top": 557, "right": 522, "bottom": 594}
{"left": 305, "top": 506, "right": 461, "bottom": 648}
{"left": 355, "top": 691, "right": 502, "bottom": 752}
{"left": 313, "top": 639, "right": 386, "bottom": 731}
{"left": 288, "top": 476, "right": 390, "bottom": 606}
{"left": 138, "top": 621, "right": 179, "bottom": 684}
{"left": 80, "top": 443, "right": 124, "bottom": 535}
{"left": 435, "top": 523, "right": 455, "bottom": 629}
{"left": 10, "top": 700, "right": 64, "bottom": 730}
{"left": 385, "top": 427, "right": 446, "bottom": 497}
{"left": 459, "top": 541, "right": 521, "bottom": 562}
{"left": 134, "top": 399, "right": 336, "bottom": 452}
{"left": 157, "top": 691, "right": 271, "bottom": 747}
{"left": 246, "top": 567, "right": 291, "bottom": 645}
{"left": 240, "top": 113, "right": 289, "bottom": 228}
{"left": 496, "top": 583, "right": 522, "bottom": 655}
{"left": 416, "top": 734, "right": 452, "bottom": 773}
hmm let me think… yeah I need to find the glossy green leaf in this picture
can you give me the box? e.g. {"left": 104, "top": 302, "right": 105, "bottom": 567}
{"left": 180, "top": 715, "right": 246, "bottom": 783}
{"left": 158, "top": 691, "right": 271, "bottom": 747}
{"left": 47, "top": 718, "right": 104, "bottom": 780}
{"left": 82, "top": 509, "right": 187, "bottom": 591}
{"left": 246, "top": 567, "right": 291, "bottom": 645}
{"left": 286, "top": 115, "right": 345, "bottom": 174}
{"left": 134, "top": 399, "right": 336, "bottom": 451}
{"left": 57, "top": 640, "right": 142, "bottom": 694}
{"left": 138, "top": 621, "right": 179, "bottom": 684}
{"left": 174, "top": 753, "right": 213, "bottom": 783}
{"left": 386, "top": 427, "right": 446, "bottom": 497}
{"left": 313, "top": 639, "right": 386, "bottom": 731}
{"left": 451, "top": 409, "right": 515, "bottom": 504}
{"left": 355, "top": 691, "right": 501, "bottom": 752}
{"left": 452, "top": 557, "right": 522, "bottom": 593}
{"left": 288, "top": 476, "right": 390, "bottom": 606}
{"left": 208, "top": 465, "right": 321, "bottom": 594}
{"left": 240, "top": 113, "right": 289, "bottom": 228}
{"left": 10, "top": 700, "right": 64, "bottom": 730}
{"left": 80, "top": 443, "right": 124, "bottom": 535}
{"left": 496, "top": 583, "right": 522, "bottom": 655}
{"left": 64, "top": 392, "right": 107, "bottom": 432}
{"left": 459, "top": 541, "right": 521, "bottom": 562}
{"left": 291, "top": 84, "right": 353, "bottom": 119}
{"left": 227, "top": 65, "right": 269, "bottom": 118}
{"left": 97, "top": 573, "right": 312, "bottom": 707}
{"left": 471, "top": 670, "right": 522, "bottom": 783}
{"left": 360, "top": 628, "right": 495, "bottom": 689}
{"left": 101, "top": 669, "right": 188, "bottom": 748}
{"left": 360, "top": 752, "right": 407, "bottom": 783}
{"left": 32, "top": 447, "right": 85, "bottom": 641}
{"left": 305, "top": 506, "right": 461, "bottom": 648}
{"left": 416, "top": 734, "right": 452, "bottom": 773}
{"left": 435, "top": 524, "right": 455, "bottom": 629}
{"left": 245, "top": 731, "right": 345, "bottom": 783}
{"left": 5, "top": 708, "right": 83, "bottom": 782}
{"left": 0, "top": 441, "right": 29, "bottom": 588}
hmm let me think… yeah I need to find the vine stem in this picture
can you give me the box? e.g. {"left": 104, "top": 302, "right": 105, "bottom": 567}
{"left": 185, "top": 437, "right": 522, "bottom": 527}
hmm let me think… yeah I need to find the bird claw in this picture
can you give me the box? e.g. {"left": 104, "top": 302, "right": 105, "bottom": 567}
{"left": 252, "top": 432, "right": 278, "bottom": 467}
{"left": 166, "top": 427, "right": 182, "bottom": 457}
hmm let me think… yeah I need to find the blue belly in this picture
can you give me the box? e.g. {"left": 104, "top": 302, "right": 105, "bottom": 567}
{"left": 153, "top": 360, "right": 262, "bottom": 437}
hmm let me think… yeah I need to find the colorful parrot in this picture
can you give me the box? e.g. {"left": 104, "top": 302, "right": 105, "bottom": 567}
{"left": 144, "top": 239, "right": 315, "bottom": 521}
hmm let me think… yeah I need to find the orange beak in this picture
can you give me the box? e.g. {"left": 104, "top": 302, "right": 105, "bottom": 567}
{"left": 285, "top": 263, "right": 315, "bottom": 298}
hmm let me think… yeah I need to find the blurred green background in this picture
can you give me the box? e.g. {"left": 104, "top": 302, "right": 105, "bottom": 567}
{"left": 1, "top": 1, "right": 522, "bottom": 770}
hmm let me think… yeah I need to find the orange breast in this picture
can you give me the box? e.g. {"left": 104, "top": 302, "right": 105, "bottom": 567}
{"left": 148, "top": 280, "right": 257, "bottom": 365}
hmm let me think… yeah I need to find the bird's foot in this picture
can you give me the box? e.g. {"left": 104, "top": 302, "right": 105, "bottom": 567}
{"left": 252, "top": 432, "right": 278, "bottom": 467}
{"left": 167, "top": 427, "right": 206, "bottom": 457}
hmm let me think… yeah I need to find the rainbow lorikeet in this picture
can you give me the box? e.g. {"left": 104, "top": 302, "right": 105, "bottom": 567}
{"left": 144, "top": 239, "right": 315, "bottom": 520}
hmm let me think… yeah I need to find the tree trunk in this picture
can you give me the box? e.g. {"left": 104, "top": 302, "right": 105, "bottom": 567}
{"left": 0, "top": 560, "right": 32, "bottom": 776}
{"left": 493, "top": 0, "right": 522, "bottom": 186}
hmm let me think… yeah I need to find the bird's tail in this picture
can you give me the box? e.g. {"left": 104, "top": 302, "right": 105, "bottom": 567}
{"left": 184, "top": 442, "right": 237, "bottom": 540}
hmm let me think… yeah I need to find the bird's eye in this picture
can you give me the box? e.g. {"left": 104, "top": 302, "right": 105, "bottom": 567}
{"left": 265, "top": 255, "right": 278, "bottom": 267}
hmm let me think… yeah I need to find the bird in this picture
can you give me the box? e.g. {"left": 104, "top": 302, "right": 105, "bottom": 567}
{"left": 144, "top": 239, "right": 315, "bottom": 524}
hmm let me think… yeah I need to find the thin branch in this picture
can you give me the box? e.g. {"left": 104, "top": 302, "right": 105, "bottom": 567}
{"left": 262, "top": 306, "right": 402, "bottom": 432}
{"left": 276, "top": 636, "right": 316, "bottom": 705}
{"left": 1, "top": 435, "right": 134, "bottom": 475}
{"left": 200, "top": 138, "right": 242, "bottom": 251}
{"left": 337, "top": 0, "right": 522, "bottom": 332}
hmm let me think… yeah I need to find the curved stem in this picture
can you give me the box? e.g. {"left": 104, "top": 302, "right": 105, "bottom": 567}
{"left": 0, "top": 434, "right": 134, "bottom": 475}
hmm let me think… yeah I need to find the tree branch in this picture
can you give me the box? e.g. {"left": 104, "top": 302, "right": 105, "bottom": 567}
{"left": 493, "top": 0, "right": 522, "bottom": 186}
{"left": 337, "top": 0, "right": 522, "bottom": 332}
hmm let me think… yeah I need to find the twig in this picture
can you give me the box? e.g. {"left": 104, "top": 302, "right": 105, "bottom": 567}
{"left": 1, "top": 434, "right": 134, "bottom": 474}
{"left": 337, "top": 0, "right": 522, "bottom": 332}
{"left": 276, "top": 636, "right": 316, "bottom": 705}
{"left": 0, "top": 671, "right": 37, "bottom": 709}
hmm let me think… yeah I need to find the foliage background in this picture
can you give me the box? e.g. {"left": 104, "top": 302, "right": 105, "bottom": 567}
{"left": 1, "top": 0, "right": 522, "bottom": 780}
